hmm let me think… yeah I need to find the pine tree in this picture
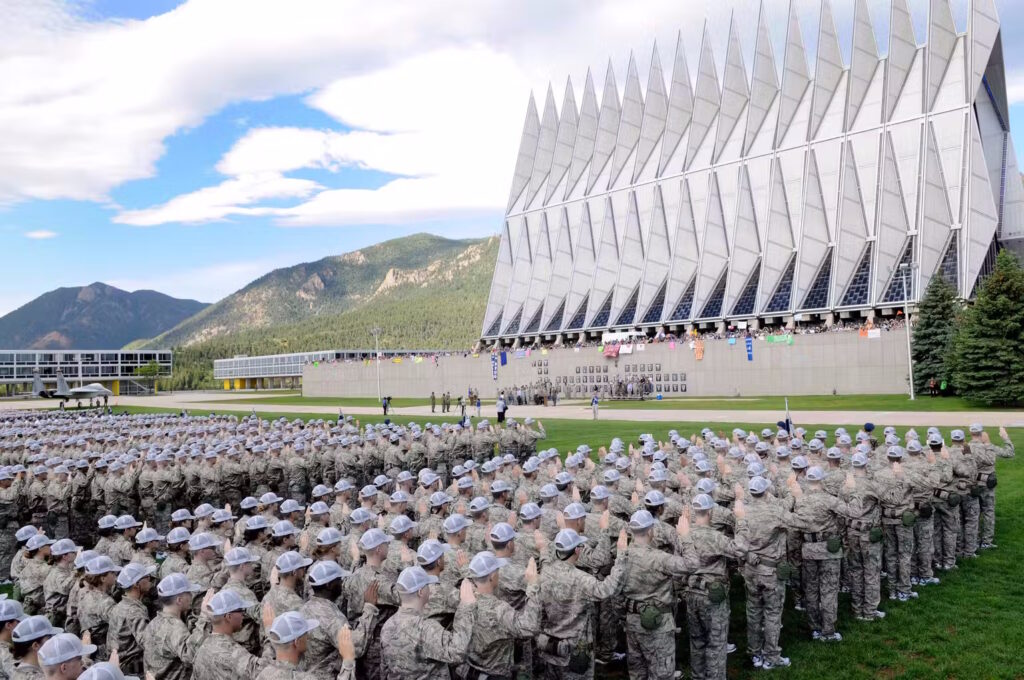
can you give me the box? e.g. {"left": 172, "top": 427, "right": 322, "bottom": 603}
{"left": 911, "top": 275, "right": 959, "bottom": 395}
{"left": 951, "top": 249, "right": 1024, "bottom": 405}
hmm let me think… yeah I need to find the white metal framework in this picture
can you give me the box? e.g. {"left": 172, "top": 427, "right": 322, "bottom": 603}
{"left": 482, "top": 0, "right": 1023, "bottom": 341}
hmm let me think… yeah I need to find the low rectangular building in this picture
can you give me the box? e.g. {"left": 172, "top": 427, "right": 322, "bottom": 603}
{"left": 0, "top": 350, "right": 172, "bottom": 396}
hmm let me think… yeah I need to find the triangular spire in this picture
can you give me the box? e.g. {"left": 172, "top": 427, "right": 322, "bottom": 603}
{"left": 564, "top": 202, "right": 597, "bottom": 327}
{"left": 587, "top": 196, "right": 622, "bottom": 323}
{"left": 965, "top": 116, "right": 999, "bottom": 293}
{"left": 794, "top": 151, "right": 832, "bottom": 306}
{"left": 502, "top": 216, "right": 536, "bottom": 326}
{"left": 809, "top": 0, "right": 844, "bottom": 140}
{"left": 482, "top": 222, "right": 516, "bottom": 335}
{"left": 919, "top": 123, "right": 955, "bottom": 292}
{"left": 833, "top": 142, "right": 870, "bottom": 305}
{"left": 775, "top": 2, "right": 810, "bottom": 147}
{"left": 545, "top": 78, "right": 579, "bottom": 205}
{"left": 714, "top": 16, "right": 749, "bottom": 162}
{"left": 970, "top": 0, "right": 1000, "bottom": 102}
{"left": 507, "top": 94, "right": 540, "bottom": 212}
{"left": 664, "top": 179, "right": 701, "bottom": 316}
{"left": 927, "top": 0, "right": 957, "bottom": 112}
{"left": 526, "top": 86, "right": 559, "bottom": 207}
{"left": 565, "top": 71, "right": 598, "bottom": 200}
{"left": 587, "top": 61, "right": 621, "bottom": 194}
{"left": 874, "top": 133, "right": 912, "bottom": 302}
{"left": 611, "top": 191, "right": 646, "bottom": 321}
{"left": 685, "top": 25, "right": 720, "bottom": 169}
{"left": 845, "top": 0, "right": 879, "bottom": 131}
{"left": 759, "top": 158, "right": 796, "bottom": 311}
{"left": 523, "top": 212, "right": 554, "bottom": 328}
{"left": 725, "top": 165, "right": 762, "bottom": 314}
{"left": 745, "top": 4, "right": 779, "bottom": 155}
{"left": 542, "top": 207, "right": 575, "bottom": 329}
{"left": 659, "top": 33, "right": 693, "bottom": 175}
{"left": 886, "top": 0, "right": 917, "bottom": 122}
{"left": 608, "top": 53, "right": 644, "bottom": 189}
{"left": 694, "top": 173, "right": 730, "bottom": 314}
{"left": 638, "top": 186, "right": 673, "bottom": 318}
{"left": 634, "top": 44, "right": 668, "bottom": 182}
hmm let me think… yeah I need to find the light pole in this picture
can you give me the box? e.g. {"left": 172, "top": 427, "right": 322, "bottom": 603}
{"left": 898, "top": 262, "right": 915, "bottom": 400}
{"left": 371, "top": 327, "right": 382, "bottom": 403}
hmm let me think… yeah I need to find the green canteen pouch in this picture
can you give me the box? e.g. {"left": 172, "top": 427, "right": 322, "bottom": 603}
{"left": 869, "top": 527, "right": 883, "bottom": 543}
{"left": 970, "top": 486, "right": 983, "bottom": 498}
{"left": 986, "top": 475, "right": 997, "bottom": 490}
{"left": 568, "top": 640, "right": 591, "bottom": 674}
{"left": 640, "top": 604, "right": 663, "bottom": 631}
{"left": 708, "top": 582, "right": 727, "bottom": 604}
{"left": 776, "top": 561, "right": 794, "bottom": 581}
{"left": 901, "top": 510, "right": 917, "bottom": 527}
{"left": 947, "top": 493, "right": 961, "bottom": 507}
{"left": 826, "top": 536, "right": 842, "bottom": 553}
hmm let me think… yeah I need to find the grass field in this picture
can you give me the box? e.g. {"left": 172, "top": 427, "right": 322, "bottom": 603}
{"left": 601, "top": 393, "right": 1022, "bottom": 412}
{"left": 39, "top": 403, "right": 1024, "bottom": 678}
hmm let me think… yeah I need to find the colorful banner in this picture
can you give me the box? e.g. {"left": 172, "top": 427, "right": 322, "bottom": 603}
{"left": 745, "top": 336, "right": 753, "bottom": 361}
{"left": 603, "top": 344, "right": 620, "bottom": 358}
{"left": 515, "top": 349, "right": 526, "bottom": 359}
{"left": 620, "top": 343, "right": 634, "bottom": 355}
{"left": 491, "top": 354, "right": 498, "bottom": 381}
{"left": 500, "top": 351, "right": 507, "bottom": 366}
{"left": 413, "top": 357, "right": 423, "bottom": 364}
{"left": 867, "top": 329, "right": 881, "bottom": 339}
{"left": 637, "top": 343, "right": 646, "bottom": 352}
{"left": 669, "top": 341, "right": 676, "bottom": 350}
{"left": 766, "top": 335, "right": 795, "bottom": 345}
{"left": 728, "top": 337, "right": 737, "bottom": 345}
{"left": 541, "top": 349, "right": 548, "bottom": 355}
{"left": 695, "top": 339, "right": 705, "bottom": 361}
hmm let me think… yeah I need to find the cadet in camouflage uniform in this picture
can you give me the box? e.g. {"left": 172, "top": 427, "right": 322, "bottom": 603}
{"left": 78, "top": 555, "right": 120, "bottom": 660}
{"left": 875, "top": 447, "right": 918, "bottom": 601}
{"left": 342, "top": 529, "right": 400, "bottom": 680}
{"left": 379, "top": 566, "right": 477, "bottom": 679}
{"left": 683, "top": 494, "right": 745, "bottom": 680}
{"left": 537, "top": 528, "right": 629, "bottom": 679}
{"left": 0, "top": 471, "right": 26, "bottom": 578}
{"left": 950, "top": 430, "right": 980, "bottom": 558}
{"left": 141, "top": 573, "right": 211, "bottom": 680}
{"left": 193, "top": 590, "right": 267, "bottom": 680}
{"left": 42, "top": 539, "right": 80, "bottom": 628}
{"left": 732, "top": 477, "right": 797, "bottom": 669}
{"left": 622, "top": 510, "right": 692, "bottom": 680}
{"left": 299, "top": 561, "right": 378, "bottom": 680}
{"left": 842, "top": 453, "right": 885, "bottom": 621}
{"left": 970, "top": 424, "right": 1015, "bottom": 549}
{"left": 106, "top": 563, "right": 156, "bottom": 675}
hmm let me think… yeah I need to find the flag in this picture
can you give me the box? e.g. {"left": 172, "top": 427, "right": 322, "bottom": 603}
{"left": 603, "top": 345, "right": 620, "bottom": 358}
{"left": 746, "top": 336, "right": 753, "bottom": 361}
{"left": 500, "top": 351, "right": 507, "bottom": 366}
{"left": 695, "top": 339, "right": 705, "bottom": 361}
{"left": 669, "top": 341, "right": 676, "bottom": 349}
{"left": 620, "top": 343, "right": 633, "bottom": 355}
{"left": 867, "top": 329, "right": 881, "bottom": 339}
{"left": 491, "top": 354, "right": 498, "bottom": 381}
{"left": 728, "top": 337, "right": 737, "bottom": 345}
{"left": 413, "top": 357, "right": 423, "bottom": 364}
{"left": 515, "top": 349, "right": 526, "bottom": 359}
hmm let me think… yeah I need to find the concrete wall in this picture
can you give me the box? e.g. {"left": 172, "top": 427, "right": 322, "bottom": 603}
{"left": 303, "top": 331, "right": 910, "bottom": 399}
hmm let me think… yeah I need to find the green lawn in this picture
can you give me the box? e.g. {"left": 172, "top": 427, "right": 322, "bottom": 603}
{"left": 600, "top": 393, "right": 1021, "bottom": 412}
{"left": 54, "top": 404, "right": 1024, "bottom": 678}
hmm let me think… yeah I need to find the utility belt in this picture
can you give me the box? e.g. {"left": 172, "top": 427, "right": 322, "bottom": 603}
{"left": 933, "top": 488, "right": 962, "bottom": 507}
{"left": 976, "top": 472, "right": 997, "bottom": 489}
{"left": 913, "top": 502, "right": 933, "bottom": 519}
{"left": 847, "top": 518, "right": 876, "bottom": 533}
{"left": 882, "top": 507, "right": 917, "bottom": 527}
{"left": 460, "top": 666, "right": 512, "bottom": 680}
{"left": 626, "top": 598, "right": 670, "bottom": 630}
{"left": 687, "top": 575, "right": 728, "bottom": 603}
{"left": 538, "top": 633, "right": 591, "bottom": 673}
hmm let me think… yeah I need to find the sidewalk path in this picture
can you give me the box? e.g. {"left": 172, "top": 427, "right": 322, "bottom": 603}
{"left": 4, "top": 391, "right": 1023, "bottom": 428}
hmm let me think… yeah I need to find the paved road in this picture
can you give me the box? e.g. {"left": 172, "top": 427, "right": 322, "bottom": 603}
{"left": 4, "top": 391, "right": 1024, "bottom": 428}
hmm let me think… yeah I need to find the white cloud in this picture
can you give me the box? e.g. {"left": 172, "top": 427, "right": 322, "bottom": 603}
{"left": 24, "top": 229, "right": 57, "bottom": 239}
{"left": 114, "top": 172, "right": 321, "bottom": 226}
{"left": 0, "top": 0, "right": 711, "bottom": 217}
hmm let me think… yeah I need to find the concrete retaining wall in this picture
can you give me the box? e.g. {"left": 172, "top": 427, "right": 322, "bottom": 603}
{"left": 302, "top": 331, "right": 910, "bottom": 399}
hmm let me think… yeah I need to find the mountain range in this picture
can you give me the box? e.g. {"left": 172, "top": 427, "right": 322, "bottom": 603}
{"left": 0, "top": 233, "right": 497, "bottom": 388}
{"left": 0, "top": 283, "right": 208, "bottom": 349}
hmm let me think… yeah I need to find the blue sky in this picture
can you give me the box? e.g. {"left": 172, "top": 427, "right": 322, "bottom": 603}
{"left": 1, "top": 0, "right": 1022, "bottom": 315}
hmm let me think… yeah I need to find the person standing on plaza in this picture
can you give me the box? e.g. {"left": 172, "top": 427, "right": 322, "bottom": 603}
{"left": 591, "top": 393, "right": 600, "bottom": 420}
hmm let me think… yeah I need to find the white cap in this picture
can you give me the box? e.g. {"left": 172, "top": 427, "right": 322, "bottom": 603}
{"left": 467, "top": 551, "right": 508, "bottom": 578}
{"left": 553, "top": 528, "right": 587, "bottom": 551}
{"left": 358, "top": 528, "right": 391, "bottom": 551}
{"left": 416, "top": 539, "right": 448, "bottom": 567}
{"left": 206, "top": 589, "right": 256, "bottom": 616}
{"left": 188, "top": 532, "right": 221, "bottom": 552}
{"left": 0, "top": 598, "right": 26, "bottom": 623}
{"left": 629, "top": 510, "right": 655, "bottom": 530}
{"left": 38, "top": 633, "right": 97, "bottom": 666}
{"left": 116, "top": 563, "right": 157, "bottom": 589}
{"left": 396, "top": 566, "right": 439, "bottom": 594}
{"left": 224, "top": 547, "right": 260, "bottom": 567}
{"left": 78, "top": 661, "right": 137, "bottom": 680}
{"left": 275, "top": 551, "right": 313, "bottom": 575}
{"left": 85, "top": 556, "right": 121, "bottom": 576}
{"left": 12, "top": 615, "right": 61, "bottom": 642}
{"left": 308, "top": 560, "right": 351, "bottom": 586}
{"left": 156, "top": 573, "right": 203, "bottom": 598}
{"left": 267, "top": 612, "right": 319, "bottom": 645}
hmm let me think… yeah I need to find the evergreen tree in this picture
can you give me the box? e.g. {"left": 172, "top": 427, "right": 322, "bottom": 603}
{"left": 911, "top": 275, "right": 959, "bottom": 394}
{"left": 951, "top": 250, "right": 1024, "bottom": 405}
